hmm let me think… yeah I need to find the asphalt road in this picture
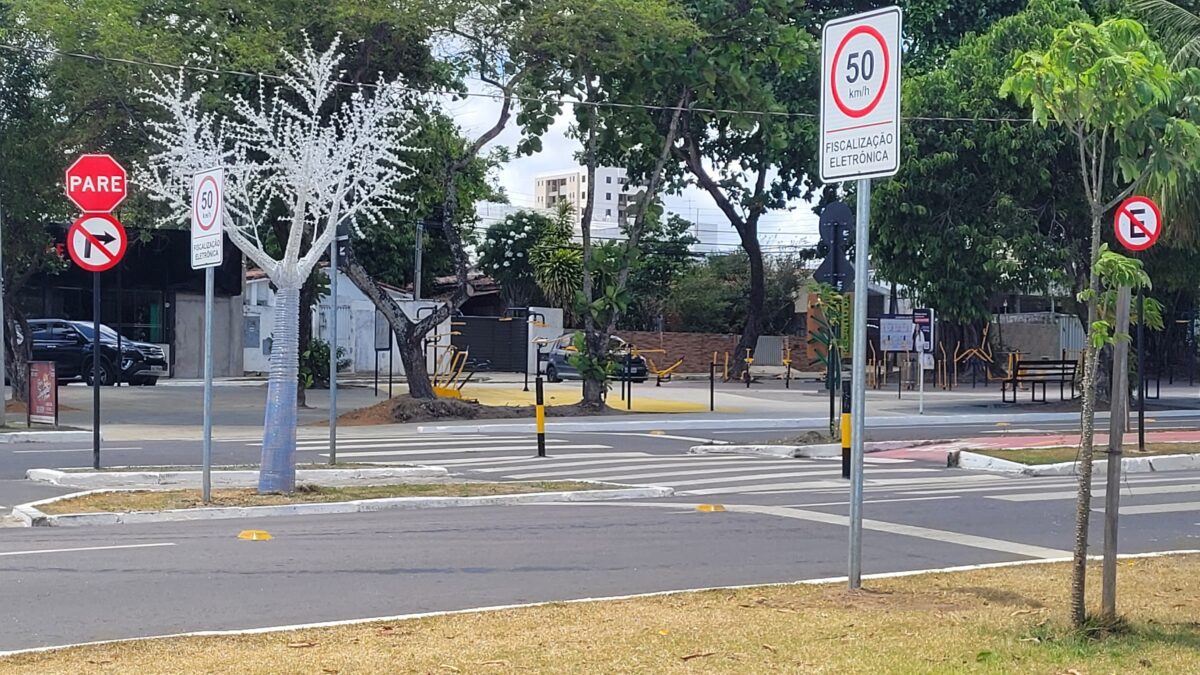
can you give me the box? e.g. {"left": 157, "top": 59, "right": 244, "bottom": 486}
{"left": 3, "top": 467, "right": 1199, "bottom": 652}
{"left": 4, "top": 411, "right": 1200, "bottom": 652}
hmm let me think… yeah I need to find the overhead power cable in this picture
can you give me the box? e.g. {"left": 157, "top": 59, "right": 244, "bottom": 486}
{"left": 0, "top": 41, "right": 1042, "bottom": 125}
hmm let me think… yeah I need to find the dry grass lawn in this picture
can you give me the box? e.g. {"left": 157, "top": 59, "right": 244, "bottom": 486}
{"left": 972, "top": 442, "right": 1200, "bottom": 465}
{"left": 2, "top": 555, "right": 1198, "bottom": 674}
{"left": 38, "top": 482, "right": 601, "bottom": 514}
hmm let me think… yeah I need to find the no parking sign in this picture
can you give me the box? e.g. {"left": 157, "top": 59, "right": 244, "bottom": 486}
{"left": 1113, "top": 196, "right": 1161, "bottom": 252}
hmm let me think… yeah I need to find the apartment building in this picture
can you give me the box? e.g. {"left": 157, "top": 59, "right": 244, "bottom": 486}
{"left": 533, "top": 167, "right": 637, "bottom": 233}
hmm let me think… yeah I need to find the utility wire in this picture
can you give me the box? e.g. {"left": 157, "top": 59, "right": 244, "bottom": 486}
{"left": 0, "top": 41, "right": 1042, "bottom": 125}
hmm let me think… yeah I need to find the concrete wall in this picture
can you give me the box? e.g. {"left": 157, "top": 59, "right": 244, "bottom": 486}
{"left": 173, "top": 293, "right": 245, "bottom": 378}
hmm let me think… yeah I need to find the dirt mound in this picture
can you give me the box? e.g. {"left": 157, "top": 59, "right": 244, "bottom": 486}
{"left": 337, "top": 395, "right": 624, "bottom": 426}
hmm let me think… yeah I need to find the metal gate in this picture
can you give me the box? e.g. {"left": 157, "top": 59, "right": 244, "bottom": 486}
{"left": 451, "top": 316, "right": 530, "bottom": 372}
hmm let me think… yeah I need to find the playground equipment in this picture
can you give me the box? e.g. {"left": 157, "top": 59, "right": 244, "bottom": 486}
{"left": 782, "top": 342, "right": 793, "bottom": 389}
{"left": 635, "top": 348, "right": 683, "bottom": 386}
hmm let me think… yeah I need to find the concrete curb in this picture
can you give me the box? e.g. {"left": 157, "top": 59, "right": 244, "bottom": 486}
{"left": 12, "top": 483, "right": 675, "bottom": 527}
{"left": 0, "top": 430, "right": 94, "bottom": 444}
{"left": 26, "top": 466, "right": 449, "bottom": 489}
{"left": 688, "top": 440, "right": 919, "bottom": 459}
{"left": 950, "top": 450, "right": 1200, "bottom": 476}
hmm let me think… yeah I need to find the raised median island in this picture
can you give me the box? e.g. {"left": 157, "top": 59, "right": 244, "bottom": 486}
{"left": 36, "top": 482, "right": 602, "bottom": 514}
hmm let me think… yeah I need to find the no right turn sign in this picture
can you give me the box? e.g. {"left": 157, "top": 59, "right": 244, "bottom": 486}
{"left": 820, "top": 7, "right": 903, "bottom": 182}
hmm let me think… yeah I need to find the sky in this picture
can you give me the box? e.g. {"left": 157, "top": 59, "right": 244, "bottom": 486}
{"left": 439, "top": 84, "right": 820, "bottom": 254}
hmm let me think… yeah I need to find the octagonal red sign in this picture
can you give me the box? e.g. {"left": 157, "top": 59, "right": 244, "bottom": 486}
{"left": 65, "top": 154, "right": 128, "bottom": 213}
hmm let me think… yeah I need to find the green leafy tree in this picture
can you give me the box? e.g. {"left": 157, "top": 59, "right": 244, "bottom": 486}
{"left": 874, "top": 0, "right": 1091, "bottom": 327}
{"left": 620, "top": 214, "right": 698, "bottom": 331}
{"left": 521, "top": 0, "right": 700, "bottom": 409}
{"left": 478, "top": 210, "right": 572, "bottom": 307}
{"left": 1003, "top": 17, "right": 1200, "bottom": 627}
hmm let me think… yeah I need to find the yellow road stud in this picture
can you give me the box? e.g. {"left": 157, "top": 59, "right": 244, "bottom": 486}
{"left": 238, "top": 530, "right": 273, "bottom": 541}
{"left": 696, "top": 504, "right": 726, "bottom": 513}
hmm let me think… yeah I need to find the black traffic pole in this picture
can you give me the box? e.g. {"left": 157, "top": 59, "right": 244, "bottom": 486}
{"left": 1138, "top": 289, "right": 1146, "bottom": 451}
{"left": 92, "top": 272, "right": 101, "bottom": 470}
{"left": 625, "top": 351, "right": 633, "bottom": 411}
{"left": 841, "top": 381, "right": 852, "bottom": 479}
{"left": 700, "top": 357, "right": 710, "bottom": 410}
{"left": 535, "top": 373, "right": 546, "bottom": 457}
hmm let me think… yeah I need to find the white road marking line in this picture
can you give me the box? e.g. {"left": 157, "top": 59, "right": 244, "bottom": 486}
{"left": 0, "top": 543, "right": 176, "bottom": 558}
{"left": 634, "top": 470, "right": 850, "bottom": 488}
{"left": 863, "top": 457, "right": 914, "bottom": 464}
{"left": 614, "top": 433, "right": 728, "bottom": 444}
{"left": 436, "top": 453, "right": 651, "bottom": 466}
{"left": 681, "top": 473, "right": 995, "bottom": 496}
{"left": 990, "top": 483, "right": 1200, "bottom": 502}
{"left": 326, "top": 444, "right": 611, "bottom": 458}
{"left": 250, "top": 436, "right": 491, "bottom": 447}
{"left": 294, "top": 438, "right": 566, "bottom": 452}
{"left": 500, "top": 460, "right": 817, "bottom": 480}
{"left": 468, "top": 455, "right": 767, "bottom": 473}
{"left": 894, "top": 476, "right": 1195, "bottom": 497}
{"left": 11, "top": 446, "right": 142, "bottom": 454}
{"left": 1120, "top": 501, "right": 1200, "bottom": 515}
{"left": 777, "top": 496, "right": 961, "bottom": 507}
{"left": 728, "top": 504, "right": 1070, "bottom": 558}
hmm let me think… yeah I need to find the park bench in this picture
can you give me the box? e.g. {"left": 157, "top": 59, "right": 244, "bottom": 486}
{"left": 1001, "top": 358, "right": 1078, "bottom": 403}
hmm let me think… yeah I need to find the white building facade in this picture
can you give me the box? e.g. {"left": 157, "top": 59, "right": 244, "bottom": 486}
{"left": 534, "top": 167, "right": 637, "bottom": 238}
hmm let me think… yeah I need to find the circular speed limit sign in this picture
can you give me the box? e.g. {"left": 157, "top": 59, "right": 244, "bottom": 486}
{"left": 831, "top": 25, "right": 890, "bottom": 119}
{"left": 193, "top": 174, "right": 220, "bottom": 231}
{"left": 819, "top": 7, "right": 903, "bottom": 182}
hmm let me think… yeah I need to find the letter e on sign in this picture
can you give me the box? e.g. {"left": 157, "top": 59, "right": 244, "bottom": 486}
{"left": 820, "top": 7, "right": 903, "bottom": 182}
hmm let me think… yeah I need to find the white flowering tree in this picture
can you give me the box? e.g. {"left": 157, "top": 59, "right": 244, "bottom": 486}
{"left": 138, "top": 40, "right": 416, "bottom": 493}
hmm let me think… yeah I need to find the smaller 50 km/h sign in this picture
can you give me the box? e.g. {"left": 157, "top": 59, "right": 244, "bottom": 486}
{"left": 191, "top": 167, "right": 225, "bottom": 269}
{"left": 67, "top": 213, "right": 127, "bottom": 272}
{"left": 1114, "top": 195, "right": 1162, "bottom": 252}
{"left": 820, "top": 7, "right": 903, "bottom": 182}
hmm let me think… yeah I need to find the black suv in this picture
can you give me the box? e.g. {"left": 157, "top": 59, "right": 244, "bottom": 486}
{"left": 29, "top": 319, "right": 169, "bottom": 386}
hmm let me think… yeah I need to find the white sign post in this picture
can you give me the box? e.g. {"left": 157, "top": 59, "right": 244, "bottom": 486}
{"left": 191, "top": 168, "right": 224, "bottom": 503}
{"left": 821, "top": 6, "right": 903, "bottom": 591}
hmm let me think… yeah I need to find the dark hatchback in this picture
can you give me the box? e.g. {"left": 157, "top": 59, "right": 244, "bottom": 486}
{"left": 29, "top": 319, "right": 169, "bottom": 386}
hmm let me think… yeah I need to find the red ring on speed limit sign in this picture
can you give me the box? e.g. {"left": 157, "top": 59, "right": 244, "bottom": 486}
{"left": 830, "top": 25, "right": 890, "bottom": 119}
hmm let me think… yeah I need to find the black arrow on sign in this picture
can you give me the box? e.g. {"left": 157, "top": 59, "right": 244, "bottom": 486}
{"left": 83, "top": 231, "right": 115, "bottom": 258}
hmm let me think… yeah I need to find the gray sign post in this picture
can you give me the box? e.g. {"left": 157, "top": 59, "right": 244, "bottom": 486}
{"left": 821, "top": 6, "right": 903, "bottom": 590}
{"left": 191, "top": 168, "right": 224, "bottom": 503}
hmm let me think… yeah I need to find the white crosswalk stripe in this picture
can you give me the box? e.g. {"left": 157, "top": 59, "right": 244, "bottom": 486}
{"left": 443, "top": 451, "right": 955, "bottom": 496}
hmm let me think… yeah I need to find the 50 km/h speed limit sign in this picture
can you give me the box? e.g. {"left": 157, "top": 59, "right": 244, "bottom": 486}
{"left": 820, "top": 7, "right": 903, "bottom": 182}
{"left": 191, "top": 167, "right": 224, "bottom": 269}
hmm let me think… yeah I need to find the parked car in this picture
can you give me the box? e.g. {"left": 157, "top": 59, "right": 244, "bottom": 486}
{"left": 29, "top": 319, "right": 169, "bottom": 386}
{"left": 541, "top": 332, "right": 648, "bottom": 383}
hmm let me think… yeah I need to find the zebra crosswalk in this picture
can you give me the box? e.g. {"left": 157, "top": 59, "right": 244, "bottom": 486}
{"left": 256, "top": 434, "right": 1200, "bottom": 510}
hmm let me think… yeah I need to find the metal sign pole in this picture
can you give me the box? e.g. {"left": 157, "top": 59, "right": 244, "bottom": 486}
{"left": 0, "top": 202, "right": 6, "bottom": 428}
{"left": 1137, "top": 289, "right": 1145, "bottom": 451}
{"left": 328, "top": 238, "right": 338, "bottom": 465}
{"left": 92, "top": 272, "right": 101, "bottom": 470}
{"left": 848, "top": 178, "right": 871, "bottom": 589}
{"left": 202, "top": 266, "right": 214, "bottom": 502}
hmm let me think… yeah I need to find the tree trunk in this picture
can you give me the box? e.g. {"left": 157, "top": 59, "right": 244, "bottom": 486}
{"left": 4, "top": 303, "right": 30, "bottom": 403}
{"left": 340, "top": 244, "right": 437, "bottom": 399}
{"left": 1070, "top": 211, "right": 1103, "bottom": 627}
{"left": 578, "top": 85, "right": 605, "bottom": 411}
{"left": 258, "top": 285, "right": 301, "bottom": 494}
{"left": 296, "top": 277, "right": 317, "bottom": 407}
{"left": 733, "top": 234, "right": 766, "bottom": 379}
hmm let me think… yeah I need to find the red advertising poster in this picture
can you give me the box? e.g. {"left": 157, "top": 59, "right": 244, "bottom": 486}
{"left": 27, "top": 361, "right": 58, "bottom": 426}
